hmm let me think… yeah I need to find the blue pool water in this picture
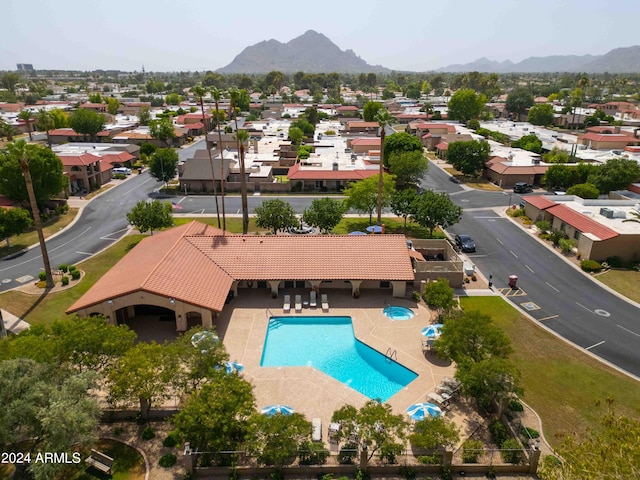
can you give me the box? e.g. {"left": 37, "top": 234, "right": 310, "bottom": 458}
{"left": 383, "top": 305, "right": 415, "bottom": 320}
{"left": 260, "top": 316, "right": 418, "bottom": 402}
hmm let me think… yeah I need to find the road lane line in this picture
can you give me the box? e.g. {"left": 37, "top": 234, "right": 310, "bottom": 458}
{"left": 617, "top": 325, "right": 640, "bottom": 338}
{"left": 75, "top": 251, "right": 93, "bottom": 256}
{"left": 545, "top": 282, "right": 560, "bottom": 292}
{"left": 100, "top": 227, "right": 129, "bottom": 240}
{"left": 177, "top": 197, "right": 186, "bottom": 204}
{"left": 509, "top": 250, "right": 518, "bottom": 258}
{"left": 538, "top": 315, "right": 559, "bottom": 321}
{"left": 576, "top": 302, "right": 593, "bottom": 313}
{"left": 496, "top": 238, "right": 504, "bottom": 245}
{"left": 525, "top": 265, "right": 534, "bottom": 273}
{"left": 49, "top": 227, "right": 92, "bottom": 252}
{"left": 585, "top": 341, "right": 605, "bottom": 350}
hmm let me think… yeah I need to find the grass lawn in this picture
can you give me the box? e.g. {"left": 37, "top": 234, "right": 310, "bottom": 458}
{"left": 0, "top": 208, "right": 79, "bottom": 258}
{"left": 173, "top": 216, "right": 263, "bottom": 234}
{"left": 72, "top": 439, "right": 145, "bottom": 480}
{"left": 0, "top": 235, "right": 145, "bottom": 327}
{"left": 460, "top": 296, "right": 640, "bottom": 448}
{"left": 595, "top": 269, "right": 640, "bottom": 304}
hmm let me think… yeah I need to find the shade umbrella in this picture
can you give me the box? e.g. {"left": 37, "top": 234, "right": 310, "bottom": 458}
{"left": 261, "top": 404, "right": 295, "bottom": 416}
{"left": 421, "top": 323, "right": 444, "bottom": 338}
{"left": 191, "top": 331, "right": 219, "bottom": 352}
{"left": 406, "top": 402, "right": 442, "bottom": 421}
{"left": 365, "top": 225, "right": 383, "bottom": 234}
{"left": 225, "top": 361, "right": 244, "bottom": 374}
{"left": 348, "top": 231, "right": 367, "bottom": 235}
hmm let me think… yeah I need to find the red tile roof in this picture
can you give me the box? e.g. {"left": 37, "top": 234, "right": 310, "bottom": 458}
{"left": 337, "top": 105, "right": 359, "bottom": 111}
{"left": 58, "top": 153, "right": 101, "bottom": 166}
{"left": 67, "top": 221, "right": 414, "bottom": 313}
{"left": 435, "top": 142, "right": 448, "bottom": 150}
{"left": 350, "top": 138, "right": 381, "bottom": 146}
{"left": 287, "top": 163, "right": 378, "bottom": 181}
{"left": 414, "top": 123, "right": 456, "bottom": 133}
{"left": 523, "top": 196, "right": 556, "bottom": 210}
{"left": 345, "top": 121, "right": 378, "bottom": 128}
{"left": 579, "top": 132, "right": 637, "bottom": 143}
{"left": 546, "top": 204, "right": 619, "bottom": 241}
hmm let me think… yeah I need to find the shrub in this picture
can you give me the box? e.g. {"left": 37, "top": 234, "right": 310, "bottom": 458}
{"left": 38, "top": 271, "right": 47, "bottom": 281}
{"left": 461, "top": 439, "right": 483, "bottom": 463}
{"left": 325, "top": 130, "right": 336, "bottom": 136}
{"left": 581, "top": 259, "right": 602, "bottom": 273}
{"left": 511, "top": 208, "right": 526, "bottom": 218}
{"left": 508, "top": 399, "right": 524, "bottom": 412}
{"left": 520, "top": 426, "right": 540, "bottom": 439}
{"left": 68, "top": 265, "right": 77, "bottom": 272}
{"left": 113, "top": 173, "right": 126, "bottom": 180}
{"left": 380, "top": 442, "right": 402, "bottom": 464}
{"left": 549, "top": 229, "right": 565, "bottom": 246}
{"left": 298, "top": 441, "right": 329, "bottom": 465}
{"left": 398, "top": 465, "right": 416, "bottom": 479}
{"left": 58, "top": 264, "right": 68, "bottom": 273}
{"left": 605, "top": 255, "right": 624, "bottom": 268}
{"left": 558, "top": 238, "right": 575, "bottom": 254}
{"left": 159, "top": 453, "right": 177, "bottom": 468}
{"left": 141, "top": 426, "right": 155, "bottom": 440}
{"left": 61, "top": 276, "right": 69, "bottom": 286}
{"left": 71, "top": 269, "right": 81, "bottom": 280}
{"left": 489, "top": 419, "right": 509, "bottom": 446}
{"left": 417, "top": 454, "right": 440, "bottom": 464}
{"left": 501, "top": 438, "right": 524, "bottom": 464}
{"left": 163, "top": 433, "right": 179, "bottom": 447}
{"left": 36, "top": 280, "right": 47, "bottom": 288}
{"left": 337, "top": 442, "right": 358, "bottom": 464}
{"left": 535, "top": 220, "right": 551, "bottom": 233}
{"left": 412, "top": 291, "right": 421, "bottom": 301}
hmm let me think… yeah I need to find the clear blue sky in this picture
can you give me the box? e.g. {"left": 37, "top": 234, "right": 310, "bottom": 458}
{"left": 2, "top": 0, "right": 639, "bottom": 72}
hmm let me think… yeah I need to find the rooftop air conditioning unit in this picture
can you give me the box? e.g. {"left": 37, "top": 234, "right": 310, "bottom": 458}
{"left": 612, "top": 209, "right": 626, "bottom": 219}
{"left": 600, "top": 207, "right": 614, "bottom": 218}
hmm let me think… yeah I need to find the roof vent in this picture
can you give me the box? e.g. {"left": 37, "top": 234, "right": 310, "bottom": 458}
{"left": 332, "top": 162, "right": 339, "bottom": 171}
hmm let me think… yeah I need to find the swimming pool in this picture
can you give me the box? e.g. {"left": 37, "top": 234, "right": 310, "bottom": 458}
{"left": 383, "top": 305, "right": 415, "bottom": 320}
{"left": 260, "top": 316, "right": 418, "bottom": 402}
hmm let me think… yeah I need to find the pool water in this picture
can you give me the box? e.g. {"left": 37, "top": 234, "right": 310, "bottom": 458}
{"left": 383, "top": 305, "right": 415, "bottom": 320}
{"left": 260, "top": 316, "right": 418, "bottom": 402}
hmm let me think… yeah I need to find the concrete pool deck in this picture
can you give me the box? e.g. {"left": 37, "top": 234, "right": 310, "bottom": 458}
{"left": 213, "top": 289, "right": 461, "bottom": 444}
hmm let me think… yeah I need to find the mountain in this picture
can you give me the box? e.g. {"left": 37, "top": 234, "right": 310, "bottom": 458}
{"left": 217, "top": 30, "right": 390, "bottom": 74}
{"left": 436, "top": 46, "right": 640, "bottom": 73}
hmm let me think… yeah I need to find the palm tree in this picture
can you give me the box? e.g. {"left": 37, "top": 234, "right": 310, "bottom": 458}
{"left": 18, "top": 110, "right": 33, "bottom": 141}
{"left": 193, "top": 85, "right": 221, "bottom": 228}
{"left": 229, "top": 88, "right": 249, "bottom": 234}
{"left": 211, "top": 87, "right": 226, "bottom": 232}
{"left": 0, "top": 120, "right": 17, "bottom": 142}
{"left": 35, "top": 109, "right": 54, "bottom": 147}
{"left": 10, "top": 140, "right": 54, "bottom": 288}
{"left": 623, "top": 210, "right": 640, "bottom": 224}
{"left": 374, "top": 108, "right": 394, "bottom": 225}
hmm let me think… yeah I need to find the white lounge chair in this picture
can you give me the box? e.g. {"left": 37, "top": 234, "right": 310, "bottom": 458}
{"left": 310, "top": 290, "right": 317, "bottom": 308}
{"left": 294, "top": 295, "right": 302, "bottom": 313}
{"left": 283, "top": 295, "right": 291, "bottom": 313}
{"left": 312, "top": 417, "right": 322, "bottom": 441}
{"left": 427, "top": 392, "right": 447, "bottom": 406}
{"left": 321, "top": 294, "right": 329, "bottom": 312}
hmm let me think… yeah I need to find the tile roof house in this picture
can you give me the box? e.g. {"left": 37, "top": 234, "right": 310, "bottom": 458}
{"left": 67, "top": 221, "right": 416, "bottom": 331}
{"left": 287, "top": 162, "right": 378, "bottom": 191}
{"left": 484, "top": 155, "right": 549, "bottom": 188}
{"left": 578, "top": 127, "right": 640, "bottom": 150}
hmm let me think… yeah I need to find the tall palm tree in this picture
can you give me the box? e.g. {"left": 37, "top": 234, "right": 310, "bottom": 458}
{"left": 10, "top": 140, "right": 54, "bottom": 288}
{"left": 211, "top": 87, "right": 226, "bottom": 232}
{"left": 35, "top": 109, "right": 54, "bottom": 147}
{"left": 374, "top": 108, "right": 394, "bottom": 225}
{"left": 18, "top": 110, "right": 33, "bottom": 141}
{"left": 229, "top": 88, "right": 249, "bottom": 234}
{"left": 623, "top": 210, "right": 640, "bottom": 224}
{"left": 193, "top": 85, "right": 221, "bottom": 228}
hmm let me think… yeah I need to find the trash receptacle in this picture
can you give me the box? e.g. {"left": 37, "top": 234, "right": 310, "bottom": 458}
{"left": 508, "top": 275, "right": 518, "bottom": 289}
{"left": 137, "top": 167, "right": 143, "bottom": 174}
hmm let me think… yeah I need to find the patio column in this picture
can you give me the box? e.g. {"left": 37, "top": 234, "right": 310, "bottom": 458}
{"left": 202, "top": 310, "right": 213, "bottom": 329}
{"left": 350, "top": 280, "right": 362, "bottom": 298}
{"left": 268, "top": 281, "right": 280, "bottom": 298}
{"left": 391, "top": 281, "right": 405, "bottom": 297}
{"left": 309, "top": 280, "right": 321, "bottom": 292}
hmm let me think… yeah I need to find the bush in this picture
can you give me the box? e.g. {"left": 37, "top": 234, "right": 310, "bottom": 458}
{"left": 461, "top": 439, "right": 483, "bottom": 463}
{"left": 489, "top": 419, "right": 509, "bottom": 446}
{"left": 417, "top": 454, "right": 440, "bottom": 464}
{"left": 520, "top": 426, "right": 540, "bottom": 439}
{"left": 380, "top": 442, "right": 402, "bottom": 464}
{"left": 549, "top": 229, "right": 565, "bottom": 246}
{"left": 605, "top": 255, "right": 624, "bottom": 268}
{"left": 158, "top": 453, "right": 177, "bottom": 468}
{"left": 68, "top": 265, "right": 77, "bottom": 272}
{"left": 501, "top": 438, "right": 524, "bottom": 464}
{"left": 113, "top": 173, "right": 126, "bottom": 180}
{"left": 581, "top": 259, "right": 602, "bottom": 273}
{"left": 113, "top": 426, "right": 123, "bottom": 436}
{"left": 412, "top": 291, "right": 421, "bottom": 301}
{"left": 535, "top": 220, "right": 551, "bottom": 233}
{"left": 141, "top": 426, "right": 155, "bottom": 440}
{"left": 337, "top": 442, "right": 358, "bottom": 464}
{"left": 71, "top": 269, "right": 81, "bottom": 280}
{"left": 558, "top": 238, "right": 575, "bottom": 254}
{"left": 38, "top": 271, "right": 47, "bottom": 281}
{"left": 298, "top": 441, "right": 329, "bottom": 465}
{"left": 508, "top": 399, "right": 524, "bottom": 412}
{"left": 61, "top": 276, "right": 69, "bottom": 286}
{"left": 58, "top": 264, "right": 68, "bottom": 273}
{"left": 398, "top": 465, "right": 416, "bottom": 479}
{"left": 163, "top": 433, "right": 179, "bottom": 447}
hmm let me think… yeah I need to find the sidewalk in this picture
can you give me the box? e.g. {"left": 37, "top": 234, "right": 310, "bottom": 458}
{"left": 1, "top": 308, "right": 30, "bottom": 334}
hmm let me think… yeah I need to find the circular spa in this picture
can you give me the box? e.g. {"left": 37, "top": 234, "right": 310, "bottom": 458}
{"left": 383, "top": 305, "right": 415, "bottom": 320}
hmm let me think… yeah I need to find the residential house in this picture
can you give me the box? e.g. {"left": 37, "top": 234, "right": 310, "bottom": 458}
{"left": 347, "top": 137, "right": 381, "bottom": 154}
{"left": 112, "top": 127, "right": 186, "bottom": 147}
{"left": 287, "top": 162, "right": 378, "bottom": 192}
{"left": 79, "top": 102, "right": 107, "bottom": 113}
{"left": 48, "top": 127, "right": 128, "bottom": 144}
{"left": 342, "top": 121, "right": 378, "bottom": 134}
{"left": 578, "top": 127, "right": 640, "bottom": 150}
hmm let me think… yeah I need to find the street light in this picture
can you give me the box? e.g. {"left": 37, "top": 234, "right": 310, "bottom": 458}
{"left": 503, "top": 191, "right": 513, "bottom": 207}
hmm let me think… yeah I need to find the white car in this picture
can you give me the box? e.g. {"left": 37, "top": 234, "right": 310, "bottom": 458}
{"left": 113, "top": 167, "right": 132, "bottom": 175}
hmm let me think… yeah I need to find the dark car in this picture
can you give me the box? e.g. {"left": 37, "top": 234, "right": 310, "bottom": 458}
{"left": 455, "top": 234, "right": 476, "bottom": 253}
{"left": 513, "top": 182, "right": 533, "bottom": 193}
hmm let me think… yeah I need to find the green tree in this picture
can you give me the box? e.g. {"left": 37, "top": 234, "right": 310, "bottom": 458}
{"left": 447, "top": 88, "right": 487, "bottom": 123}
{"left": 108, "top": 342, "right": 179, "bottom": 419}
{"left": 331, "top": 400, "right": 408, "bottom": 467}
{"left": 255, "top": 199, "right": 299, "bottom": 234}
{"left": 543, "top": 147, "right": 571, "bottom": 164}
{"left": 363, "top": 101, "right": 383, "bottom": 122}
{"left": 589, "top": 157, "right": 640, "bottom": 193}
{"left": 106, "top": 97, "right": 119, "bottom": 115}
{"left": 383, "top": 131, "right": 423, "bottom": 166}
{"left": 49, "top": 108, "right": 69, "bottom": 128}
{"left": 0, "top": 120, "right": 17, "bottom": 141}
{"left": 34, "top": 109, "right": 54, "bottom": 146}
{"left": 18, "top": 110, "right": 33, "bottom": 141}
{"left": 566, "top": 182, "right": 599, "bottom": 199}
{"left": 69, "top": 108, "right": 105, "bottom": 142}
{"left": 150, "top": 117, "right": 176, "bottom": 147}
{"left": 344, "top": 174, "right": 396, "bottom": 224}
{"left": 0, "top": 207, "right": 32, "bottom": 246}
{"left": 246, "top": 413, "right": 311, "bottom": 467}
{"left": 165, "top": 92, "right": 181, "bottom": 105}
{"left": 409, "top": 416, "right": 460, "bottom": 450}
{"left": 457, "top": 356, "right": 522, "bottom": 413}
{"left": 139, "top": 105, "right": 151, "bottom": 126}
{"left": 388, "top": 150, "right": 429, "bottom": 186}
{"left": 302, "top": 197, "right": 347, "bottom": 233}
{"left": 512, "top": 134, "right": 543, "bottom": 154}
{"left": 149, "top": 148, "right": 179, "bottom": 184}
{"left": 527, "top": 103, "right": 555, "bottom": 126}
{"left": 422, "top": 278, "right": 456, "bottom": 318}
{"left": 126, "top": 200, "right": 174, "bottom": 235}
{"left": 390, "top": 188, "right": 417, "bottom": 227}
{"left": 375, "top": 107, "right": 394, "bottom": 224}
{"left": 88, "top": 92, "right": 103, "bottom": 103}
{"left": 0, "top": 72, "right": 22, "bottom": 92}
{"left": 543, "top": 164, "right": 579, "bottom": 190}
{"left": 303, "top": 106, "right": 319, "bottom": 125}
{"left": 411, "top": 190, "right": 463, "bottom": 237}
{"left": 288, "top": 126, "right": 303, "bottom": 145}
{"left": 446, "top": 140, "right": 490, "bottom": 177}
{"left": 505, "top": 88, "right": 534, "bottom": 119}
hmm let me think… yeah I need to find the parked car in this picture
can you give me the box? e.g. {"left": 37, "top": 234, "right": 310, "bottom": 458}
{"left": 113, "top": 167, "right": 132, "bottom": 175}
{"left": 513, "top": 182, "right": 532, "bottom": 193}
{"left": 454, "top": 234, "right": 476, "bottom": 253}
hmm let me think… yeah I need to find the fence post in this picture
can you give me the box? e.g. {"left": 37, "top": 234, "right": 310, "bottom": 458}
{"left": 183, "top": 443, "right": 194, "bottom": 475}
{"left": 442, "top": 449, "right": 453, "bottom": 467}
{"left": 529, "top": 445, "right": 541, "bottom": 474}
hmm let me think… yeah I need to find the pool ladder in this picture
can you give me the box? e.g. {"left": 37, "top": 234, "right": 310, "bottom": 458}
{"left": 385, "top": 348, "right": 397, "bottom": 362}
{"left": 266, "top": 308, "right": 273, "bottom": 318}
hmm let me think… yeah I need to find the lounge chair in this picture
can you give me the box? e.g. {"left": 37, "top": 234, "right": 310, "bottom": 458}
{"left": 283, "top": 295, "right": 291, "bottom": 313}
{"left": 294, "top": 295, "right": 302, "bottom": 313}
{"left": 321, "top": 294, "right": 329, "bottom": 312}
{"left": 310, "top": 290, "right": 317, "bottom": 308}
{"left": 427, "top": 392, "right": 447, "bottom": 406}
{"left": 312, "top": 417, "right": 322, "bottom": 441}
